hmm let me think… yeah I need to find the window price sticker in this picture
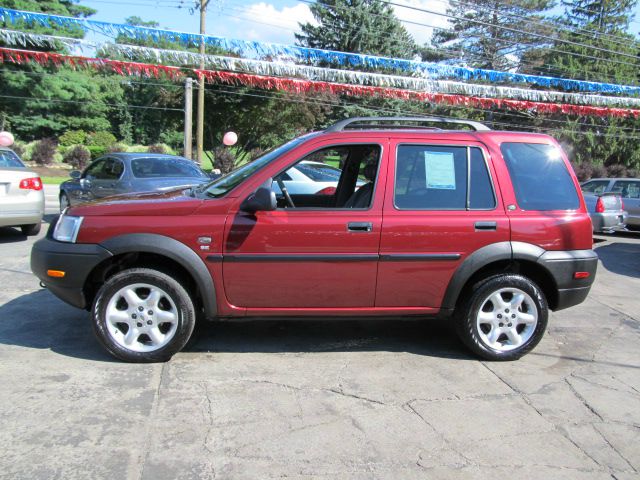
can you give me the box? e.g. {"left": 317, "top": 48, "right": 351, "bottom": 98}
{"left": 425, "top": 151, "right": 456, "bottom": 190}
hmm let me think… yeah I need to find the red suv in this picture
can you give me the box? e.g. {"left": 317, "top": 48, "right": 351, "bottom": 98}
{"left": 31, "top": 117, "right": 597, "bottom": 363}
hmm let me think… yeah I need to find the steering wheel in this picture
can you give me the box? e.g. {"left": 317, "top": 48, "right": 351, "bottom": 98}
{"left": 276, "top": 177, "right": 295, "bottom": 208}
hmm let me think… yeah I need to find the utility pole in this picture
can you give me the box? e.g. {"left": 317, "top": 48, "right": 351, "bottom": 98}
{"left": 196, "top": 0, "right": 210, "bottom": 165}
{"left": 183, "top": 77, "right": 193, "bottom": 159}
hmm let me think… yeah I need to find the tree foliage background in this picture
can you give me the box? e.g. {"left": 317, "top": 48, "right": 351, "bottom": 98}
{"left": 0, "top": 0, "right": 639, "bottom": 176}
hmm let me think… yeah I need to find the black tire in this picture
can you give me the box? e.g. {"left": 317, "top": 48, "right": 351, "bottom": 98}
{"left": 454, "top": 274, "right": 548, "bottom": 361}
{"left": 92, "top": 268, "right": 196, "bottom": 363}
{"left": 21, "top": 222, "right": 41, "bottom": 236}
{"left": 59, "top": 192, "right": 70, "bottom": 212}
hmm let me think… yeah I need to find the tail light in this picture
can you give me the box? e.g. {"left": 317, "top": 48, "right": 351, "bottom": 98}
{"left": 620, "top": 198, "right": 625, "bottom": 210}
{"left": 595, "top": 197, "right": 605, "bottom": 213}
{"left": 19, "top": 177, "right": 43, "bottom": 191}
{"left": 316, "top": 186, "right": 336, "bottom": 195}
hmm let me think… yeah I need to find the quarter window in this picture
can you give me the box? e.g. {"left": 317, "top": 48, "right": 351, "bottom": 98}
{"left": 501, "top": 143, "right": 580, "bottom": 211}
{"left": 394, "top": 145, "right": 494, "bottom": 210}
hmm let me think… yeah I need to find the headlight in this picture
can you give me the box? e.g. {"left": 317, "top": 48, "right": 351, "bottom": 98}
{"left": 53, "top": 215, "right": 83, "bottom": 243}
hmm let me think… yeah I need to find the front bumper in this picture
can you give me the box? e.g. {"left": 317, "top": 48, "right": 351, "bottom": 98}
{"left": 31, "top": 236, "right": 113, "bottom": 309}
{"left": 590, "top": 211, "right": 627, "bottom": 233}
{"left": 538, "top": 249, "right": 598, "bottom": 311}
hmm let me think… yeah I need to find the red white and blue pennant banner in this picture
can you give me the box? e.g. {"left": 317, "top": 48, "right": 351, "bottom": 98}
{"left": 1, "top": 47, "right": 639, "bottom": 119}
{"left": 1, "top": 29, "right": 639, "bottom": 109}
{"left": 1, "top": 6, "right": 640, "bottom": 96}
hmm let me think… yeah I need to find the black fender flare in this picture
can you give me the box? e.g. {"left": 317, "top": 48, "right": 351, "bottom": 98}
{"left": 441, "top": 241, "right": 551, "bottom": 313}
{"left": 100, "top": 233, "right": 217, "bottom": 318}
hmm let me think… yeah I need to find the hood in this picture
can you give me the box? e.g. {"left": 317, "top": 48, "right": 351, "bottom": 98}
{"left": 67, "top": 188, "right": 203, "bottom": 216}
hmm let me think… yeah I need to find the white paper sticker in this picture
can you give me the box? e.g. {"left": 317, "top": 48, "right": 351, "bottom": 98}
{"left": 425, "top": 151, "right": 456, "bottom": 190}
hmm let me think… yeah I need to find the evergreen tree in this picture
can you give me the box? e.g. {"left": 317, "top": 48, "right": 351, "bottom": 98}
{"left": 296, "top": 0, "right": 417, "bottom": 60}
{"left": 428, "top": 0, "right": 554, "bottom": 70}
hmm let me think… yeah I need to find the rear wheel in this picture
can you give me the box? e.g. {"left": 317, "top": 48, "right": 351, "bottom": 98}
{"left": 455, "top": 274, "right": 548, "bottom": 361}
{"left": 92, "top": 268, "right": 196, "bottom": 363}
{"left": 21, "top": 223, "right": 41, "bottom": 236}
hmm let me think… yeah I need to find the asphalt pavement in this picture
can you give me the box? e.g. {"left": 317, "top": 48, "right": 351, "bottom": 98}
{"left": 0, "top": 193, "right": 638, "bottom": 479}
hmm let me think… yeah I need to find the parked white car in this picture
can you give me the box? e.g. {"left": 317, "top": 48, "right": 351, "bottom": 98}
{"left": 0, "top": 147, "right": 44, "bottom": 235}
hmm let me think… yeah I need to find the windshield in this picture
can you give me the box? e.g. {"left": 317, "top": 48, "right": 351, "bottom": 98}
{"left": 131, "top": 157, "right": 206, "bottom": 178}
{"left": 205, "top": 133, "right": 318, "bottom": 198}
{"left": 0, "top": 149, "right": 25, "bottom": 168}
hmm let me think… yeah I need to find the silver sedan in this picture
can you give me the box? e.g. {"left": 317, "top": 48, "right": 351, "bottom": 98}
{"left": 0, "top": 147, "right": 44, "bottom": 236}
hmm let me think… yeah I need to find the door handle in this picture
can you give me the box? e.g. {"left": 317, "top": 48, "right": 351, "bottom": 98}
{"left": 347, "top": 222, "right": 373, "bottom": 232}
{"left": 475, "top": 221, "right": 497, "bottom": 231}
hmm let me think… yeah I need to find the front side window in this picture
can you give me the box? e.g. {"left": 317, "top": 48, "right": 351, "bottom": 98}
{"left": 84, "top": 160, "right": 105, "bottom": 180}
{"left": 394, "top": 145, "right": 495, "bottom": 210}
{"left": 102, "top": 159, "right": 124, "bottom": 180}
{"left": 501, "top": 143, "right": 580, "bottom": 211}
{"left": 581, "top": 180, "right": 610, "bottom": 194}
{"left": 274, "top": 144, "right": 381, "bottom": 209}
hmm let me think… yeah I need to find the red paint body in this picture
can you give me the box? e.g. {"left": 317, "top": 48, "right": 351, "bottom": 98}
{"left": 68, "top": 130, "right": 592, "bottom": 318}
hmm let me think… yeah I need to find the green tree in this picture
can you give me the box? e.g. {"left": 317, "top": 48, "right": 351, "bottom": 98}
{"left": 428, "top": 0, "right": 554, "bottom": 70}
{"left": 296, "top": 0, "right": 417, "bottom": 60}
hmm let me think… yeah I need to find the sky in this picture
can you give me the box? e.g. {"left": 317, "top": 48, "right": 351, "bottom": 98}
{"left": 81, "top": 0, "right": 451, "bottom": 46}
{"left": 73, "top": 0, "right": 640, "bottom": 48}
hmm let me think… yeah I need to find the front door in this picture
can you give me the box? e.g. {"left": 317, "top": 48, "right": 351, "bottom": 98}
{"left": 377, "top": 139, "right": 509, "bottom": 308}
{"left": 222, "top": 141, "right": 386, "bottom": 309}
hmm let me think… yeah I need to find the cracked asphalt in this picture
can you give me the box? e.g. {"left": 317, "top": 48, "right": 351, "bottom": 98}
{"left": 0, "top": 211, "right": 638, "bottom": 479}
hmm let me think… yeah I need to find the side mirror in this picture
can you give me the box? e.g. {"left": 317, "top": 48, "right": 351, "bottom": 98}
{"left": 241, "top": 180, "right": 276, "bottom": 213}
{"left": 70, "top": 170, "right": 81, "bottom": 179}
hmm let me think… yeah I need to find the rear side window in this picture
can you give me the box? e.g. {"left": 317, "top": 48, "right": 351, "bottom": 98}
{"left": 0, "top": 149, "right": 25, "bottom": 168}
{"left": 501, "top": 143, "right": 580, "bottom": 211}
{"left": 611, "top": 180, "right": 640, "bottom": 199}
{"left": 581, "top": 180, "right": 609, "bottom": 194}
{"left": 395, "top": 145, "right": 495, "bottom": 210}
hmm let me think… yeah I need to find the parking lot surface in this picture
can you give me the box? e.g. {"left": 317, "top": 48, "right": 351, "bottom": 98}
{"left": 0, "top": 212, "right": 638, "bottom": 479}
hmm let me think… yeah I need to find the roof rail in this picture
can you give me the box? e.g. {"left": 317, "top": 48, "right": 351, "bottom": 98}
{"left": 325, "top": 116, "right": 491, "bottom": 132}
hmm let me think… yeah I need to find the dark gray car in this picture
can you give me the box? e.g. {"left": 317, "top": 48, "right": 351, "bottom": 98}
{"left": 59, "top": 153, "right": 210, "bottom": 210}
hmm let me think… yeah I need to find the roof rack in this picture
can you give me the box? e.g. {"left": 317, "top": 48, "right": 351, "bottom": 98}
{"left": 325, "top": 116, "right": 491, "bottom": 132}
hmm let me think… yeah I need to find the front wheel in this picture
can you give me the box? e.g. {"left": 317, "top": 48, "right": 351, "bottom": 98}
{"left": 92, "top": 268, "right": 196, "bottom": 363}
{"left": 59, "top": 192, "right": 70, "bottom": 212}
{"left": 455, "top": 274, "right": 548, "bottom": 361}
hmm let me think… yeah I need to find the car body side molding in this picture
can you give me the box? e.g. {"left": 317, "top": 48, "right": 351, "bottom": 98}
{"left": 100, "top": 233, "right": 217, "bottom": 318}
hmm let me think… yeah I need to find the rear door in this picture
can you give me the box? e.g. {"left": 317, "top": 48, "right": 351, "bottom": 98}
{"left": 611, "top": 179, "right": 640, "bottom": 228}
{"left": 377, "top": 138, "right": 509, "bottom": 308}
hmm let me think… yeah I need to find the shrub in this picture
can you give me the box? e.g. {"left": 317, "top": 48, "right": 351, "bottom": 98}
{"left": 108, "top": 143, "right": 127, "bottom": 153}
{"left": 148, "top": 144, "right": 167, "bottom": 154}
{"left": 159, "top": 130, "right": 183, "bottom": 150}
{"left": 591, "top": 164, "right": 607, "bottom": 178}
{"left": 59, "top": 130, "right": 87, "bottom": 147}
{"left": 9, "top": 141, "right": 26, "bottom": 160}
{"left": 571, "top": 162, "right": 592, "bottom": 182}
{"left": 62, "top": 145, "right": 91, "bottom": 170}
{"left": 87, "top": 145, "right": 107, "bottom": 159}
{"left": 87, "top": 131, "right": 117, "bottom": 148}
{"left": 213, "top": 146, "right": 236, "bottom": 174}
{"left": 31, "top": 138, "right": 58, "bottom": 166}
{"left": 607, "top": 164, "right": 627, "bottom": 178}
